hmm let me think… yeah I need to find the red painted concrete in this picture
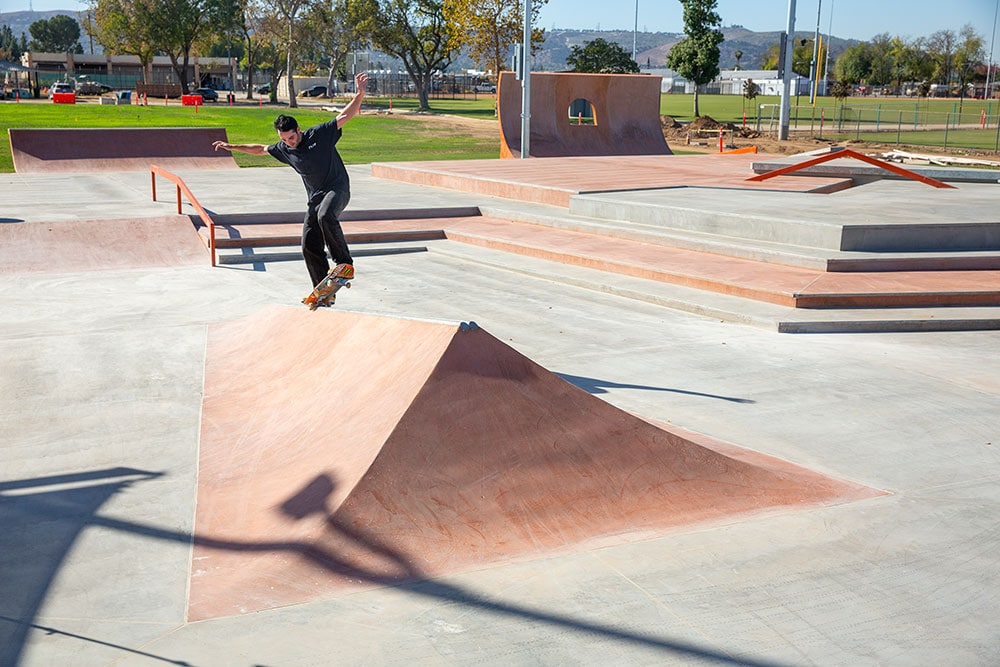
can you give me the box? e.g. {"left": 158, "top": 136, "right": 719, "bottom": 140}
{"left": 190, "top": 306, "right": 881, "bottom": 620}
{"left": 371, "top": 154, "right": 849, "bottom": 206}
{"left": 0, "top": 215, "right": 209, "bottom": 274}
{"left": 497, "top": 71, "right": 672, "bottom": 158}
{"left": 8, "top": 127, "right": 237, "bottom": 173}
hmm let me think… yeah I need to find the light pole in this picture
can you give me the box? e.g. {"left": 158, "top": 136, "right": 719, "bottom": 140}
{"left": 778, "top": 0, "right": 797, "bottom": 140}
{"left": 824, "top": 0, "right": 834, "bottom": 96}
{"left": 986, "top": 0, "right": 999, "bottom": 100}
{"left": 520, "top": 0, "right": 532, "bottom": 158}
{"left": 633, "top": 0, "right": 638, "bottom": 61}
{"left": 809, "top": 0, "right": 821, "bottom": 103}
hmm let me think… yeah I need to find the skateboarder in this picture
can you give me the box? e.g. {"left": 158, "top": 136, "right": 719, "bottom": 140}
{"left": 212, "top": 71, "right": 369, "bottom": 288}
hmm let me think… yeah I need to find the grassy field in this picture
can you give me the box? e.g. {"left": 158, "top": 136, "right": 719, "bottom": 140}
{"left": 2, "top": 92, "right": 997, "bottom": 173}
{"left": 663, "top": 93, "right": 1000, "bottom": 152}
{"left": 0, "top": 98, "right": 501, "bottom": 172}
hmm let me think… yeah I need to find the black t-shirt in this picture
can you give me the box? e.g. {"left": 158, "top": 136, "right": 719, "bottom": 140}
{"left": 267, "top": 119, "right": 349, "bottom": 204}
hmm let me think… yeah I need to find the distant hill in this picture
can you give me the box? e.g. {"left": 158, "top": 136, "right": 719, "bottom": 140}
{"left": 0, "top": 9, "right": 100, "bottom": 54}
{"left": 2, "top": 11, "right": 855, "bottom": 74}
{"left": 535, "top": 26, "right": 857, "bottom": 72}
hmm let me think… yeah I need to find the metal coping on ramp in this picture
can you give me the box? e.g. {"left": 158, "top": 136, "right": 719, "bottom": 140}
{"left": 8, "top": 127, "right": 238, "bottom": 173}
{"left": 190, "top": 305, "right": 882, "bottom": 621}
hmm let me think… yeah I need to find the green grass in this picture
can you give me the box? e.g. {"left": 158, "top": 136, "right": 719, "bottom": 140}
{"left": 0, "top": 99, "right": 500, "bottom": 172}
{"left": 3, "top": 93, "right": 997, "bottom": 173}
{"left": 662, "top": 93, "right": 1000, "bottom": 152}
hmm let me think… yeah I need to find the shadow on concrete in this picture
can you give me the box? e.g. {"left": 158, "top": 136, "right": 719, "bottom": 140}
{"left": 557, "top": 372, "right": 756, "bottom": 403}
{"left": 0, "top": 467, "right": 791, "bottom": 667}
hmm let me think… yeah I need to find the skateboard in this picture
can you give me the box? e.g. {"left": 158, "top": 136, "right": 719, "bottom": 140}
{"left": 302, "top": 268, "right": 352, "bottom": 310}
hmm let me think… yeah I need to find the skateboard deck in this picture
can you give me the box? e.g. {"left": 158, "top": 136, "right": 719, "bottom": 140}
{"left": 302, "top": 269, "right": 352, "bottom": 310}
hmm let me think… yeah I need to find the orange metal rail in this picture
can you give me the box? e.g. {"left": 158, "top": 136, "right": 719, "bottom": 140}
{"left": 745, "top": 148, "right": 956, "bottom": 189}
{"left": 150, "top": 164, "right": 218, "bottom": 265}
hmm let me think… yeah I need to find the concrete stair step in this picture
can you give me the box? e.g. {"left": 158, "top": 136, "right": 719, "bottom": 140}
{"left": 429, "top": 242, "right": 1000, "bottom": 334}
{"left": 480, "top": 204, "right": 1000, "bottom": 273}
{"left": 442, "top": 217, "right": 1000, "bottom": 309}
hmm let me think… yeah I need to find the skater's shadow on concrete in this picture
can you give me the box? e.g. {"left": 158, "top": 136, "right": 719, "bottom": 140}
{"left": 558, "top": 372, "right": 755, "bottom": 404}
{"left": 0, "top": 467, "right": 786, "bottom": 667}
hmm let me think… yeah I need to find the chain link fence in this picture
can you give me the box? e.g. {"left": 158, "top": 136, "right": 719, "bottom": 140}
{"left": 756, "top": 103, "right": 1000, "bottom": 152}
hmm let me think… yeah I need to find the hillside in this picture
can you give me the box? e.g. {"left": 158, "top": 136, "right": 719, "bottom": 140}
{"left": 2, "top": 10, "right": 853, "bottom": 74}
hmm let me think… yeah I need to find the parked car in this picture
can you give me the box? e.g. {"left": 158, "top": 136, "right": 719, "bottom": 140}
{"left": 254, "top": 83, "right": 271, "bottom": 94}
{"left": 191, "top": 87, "right": 219, "bottom": 102}
{"left": 76, "top": 80, "right": 112, "bottom": 95}
{"left": 48, "top": 81, "right": 74, "bottom": 97}
{"left": 299, "top": 84, "right": 327, "bottom": 97}
{"left": 474, "top": 82, "right": 497, "bottom": 94}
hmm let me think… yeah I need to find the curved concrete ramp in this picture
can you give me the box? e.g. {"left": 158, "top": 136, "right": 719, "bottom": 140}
{"left": 191, "top": 306, "right": 880, "bottom": 620}
{"left": 497, "top": 71, "right": 672, "bottom": 158}
{"left": 8, "top": 127, "right": 237, "bottom": 173}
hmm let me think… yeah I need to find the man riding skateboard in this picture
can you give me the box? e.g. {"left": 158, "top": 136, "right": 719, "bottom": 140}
{"left": 213, "top": 71, "right": 369, "bottom": 292}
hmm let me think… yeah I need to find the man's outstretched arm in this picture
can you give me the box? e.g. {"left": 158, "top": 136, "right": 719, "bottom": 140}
{"left": 213, "top": 141, "right": 268, "bottom": 155}
{"left": 335, "top": 72, "right": 369, "bottom": 129}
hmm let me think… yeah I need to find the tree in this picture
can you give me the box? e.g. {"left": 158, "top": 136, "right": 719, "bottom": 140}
{"left": 307, "top": 0, "right": 378, "bottom": 99}
{"left": 953, "top": 23, "right": 984, "bottom": 104}
{"left": 29, "top": 15, "right": 83, "bottom": 53}
{"left": 261, "top": 0, "right": 319, "bottom": 107}
{"left": 91, "top": 0, "right": 159, "bottom": 82}
{"left": 154, "top": 0, "right": 213, "bottom": 93}
{"left": 742, "top": 77, "right": 758, "bottom": 120}
{"left": 835, "top": 42, "right": 871, "bottom": 85}
{"left": 370, "top": 0, "right": 456, "bottom": 110}
{"left": 733, "top": 49, "right": 742, "bottom": 70}
{"left": 925, "top": 29, "right": 957, "bottom": 94}
{"left": 830, "top": 78, "right": 851, "bottom": 103}
{"left": 665, "top": 0, "right": 723, "bottom": 117}
{"left": 0, "top": 24, "right": 28, "bottom": 61}
{"left": 566, "top": 38, "right": 639, "bottom": 73}
{"left": 443, "top": 0, "right": 546, "bottom": 79}
{"left": 865, "top": 32, "right": 895, "bottom": 88}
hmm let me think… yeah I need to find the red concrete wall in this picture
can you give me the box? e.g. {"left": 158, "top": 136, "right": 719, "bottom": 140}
{"left": 498, "top": 71, "right": 671, "bottom": 158}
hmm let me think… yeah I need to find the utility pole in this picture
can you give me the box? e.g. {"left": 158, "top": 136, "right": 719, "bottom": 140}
{"left": 778, "top": 0, "right": 797, "bottom": 140}
{"left": 520, "top": 0, "right": 532, "bottom": 158}
{"left": 809, "top": 0, "right": 822, "bottom": 103}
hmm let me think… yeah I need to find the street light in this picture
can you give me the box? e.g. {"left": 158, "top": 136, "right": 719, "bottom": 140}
{"left": 986, "top": 0, "right": 999, "bottom": 100}
{"left": 809, "top": 0, "right": 821, "bottom": 103}
{"left": 778, "top": 0, "right": 797, "bottom": 140}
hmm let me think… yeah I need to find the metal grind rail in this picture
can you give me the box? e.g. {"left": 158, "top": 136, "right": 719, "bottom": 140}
{"left": 150, "top": 164, "right": 219, "bottom": 266}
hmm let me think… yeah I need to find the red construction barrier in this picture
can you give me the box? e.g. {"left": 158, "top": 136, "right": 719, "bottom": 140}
{"left": 182, "top": 94, "right": 203, "bottom": 106}
{"left": 52, "top": 92, "right": 76, "bottom": 104}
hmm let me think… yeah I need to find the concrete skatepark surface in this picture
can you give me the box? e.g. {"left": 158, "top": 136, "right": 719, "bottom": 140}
{"left": 1, "top": 157, "right": 1000, "bottom": 665}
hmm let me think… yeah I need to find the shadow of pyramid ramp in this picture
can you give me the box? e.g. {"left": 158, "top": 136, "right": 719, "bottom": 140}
{"left": 191, "top": 306, "right": 880, "bottom": 621}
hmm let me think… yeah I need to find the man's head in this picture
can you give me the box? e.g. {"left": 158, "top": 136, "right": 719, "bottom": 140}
{"left": 274, "top": 114, "right": 302, "bottom": 148}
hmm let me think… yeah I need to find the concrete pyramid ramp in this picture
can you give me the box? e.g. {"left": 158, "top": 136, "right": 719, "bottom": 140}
{"left": 191, "top": 306, "right": 880, "bottom": 620}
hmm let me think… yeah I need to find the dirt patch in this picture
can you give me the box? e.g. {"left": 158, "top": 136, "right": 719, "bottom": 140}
{"left": 379, "top": 110, "right": 994, "bottom": 162}
{"left": 660, "top": 114, "right": 996, "bottom": 160}
{"left": 383, "top": 110, "right": 499, "bottom": 141}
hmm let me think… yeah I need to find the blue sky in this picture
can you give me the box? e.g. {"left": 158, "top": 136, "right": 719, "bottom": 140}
{"left": 3, "top": 0, "right": 998, "bottom": 44}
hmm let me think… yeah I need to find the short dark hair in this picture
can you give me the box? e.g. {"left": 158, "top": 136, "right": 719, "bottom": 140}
{"left": 274, "top": 115, "right": 298, "bottom": 132}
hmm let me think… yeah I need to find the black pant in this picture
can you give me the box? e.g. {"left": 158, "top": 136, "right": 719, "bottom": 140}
{"left": 302, "top": 189, "right": 353, "bottom": 287}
